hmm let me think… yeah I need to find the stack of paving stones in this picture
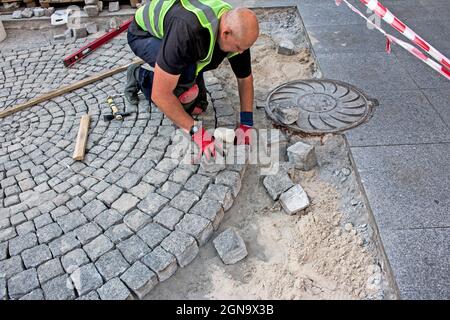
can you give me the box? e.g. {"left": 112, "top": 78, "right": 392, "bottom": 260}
{"left": 0, "top": 38, "right": 247, "bottom": 300}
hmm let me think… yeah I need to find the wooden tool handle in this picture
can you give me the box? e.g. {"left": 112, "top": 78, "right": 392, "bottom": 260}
{"left": 73, "top": 115, "right": 91, "bottom": 161}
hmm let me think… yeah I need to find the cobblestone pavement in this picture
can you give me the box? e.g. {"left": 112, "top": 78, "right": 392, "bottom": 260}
{"left": 0, "top": 35, "right": 246, "bottom": 300}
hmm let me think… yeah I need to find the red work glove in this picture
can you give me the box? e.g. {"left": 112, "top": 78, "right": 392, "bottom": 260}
{"left": 192, "top": 127, "right": 223, "bottom": 162}
{"left": 234, "top": 124, "right": 253, "bottom": 145}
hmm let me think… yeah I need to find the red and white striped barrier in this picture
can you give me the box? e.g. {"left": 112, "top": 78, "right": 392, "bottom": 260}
{"left": 335, "top": 0, "right": 450, "bottom": 80}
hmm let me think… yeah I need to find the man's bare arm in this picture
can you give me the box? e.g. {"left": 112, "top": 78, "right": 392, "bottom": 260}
{"left": 237, "top": 74, "right": 254, "bottom": 113}
{"left": 151, "top": 63, "right": 195, "bottom": 132}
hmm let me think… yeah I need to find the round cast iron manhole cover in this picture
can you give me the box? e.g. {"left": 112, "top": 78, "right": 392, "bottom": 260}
{"left": 266, "top": 79, "right": 377, "bottom": 134}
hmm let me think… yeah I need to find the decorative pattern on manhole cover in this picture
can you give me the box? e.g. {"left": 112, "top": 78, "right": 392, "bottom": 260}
{"left": 266, "top": 79, "right": 376, "bottom": 134}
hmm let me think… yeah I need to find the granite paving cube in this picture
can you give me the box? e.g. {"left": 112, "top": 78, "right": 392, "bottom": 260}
{"left": 104, "top": 224, "right": 133, "bottom": 244}
{"left": 97, "top": 278, "right": 133, "bottom": 300}
{"left": 94, "top": 209, "right": 123, "bottom": 230}
{"left": 157, "top": 181, "right": 182, "bottom": 199}
{"left": 120, "top": 261, "right": 158, "bottom": 299}
{"left": 10, "top": 212, "right": 26, "bottom": 226}
{"left": 0, "top": 227, "right": 16, "bottom": 242}
{"left": 37, "top": 258, "right": 64, "bottom": 284}
{"left": 21, "top": 244, "right": 52, "bottom": 269}
{"left": 116, "top": 172, "right": 141, "bottom": 190}
{"left": 97, "top": 185, "right": 123, "bottom": 205}
{"left": 56, "top": 211, "right": 88, "bottom": 233}
{"left": 141, "top": 246, "right": 177, "bottom": 282}
{"left": 73, "top": 222, "right": 102, "bottom": 245}
{"left": 61, "top": 249, "right": 90, "bottom": 273}
{"left": 280, "top": 184, "right": 310, "bottom": 215}
{"left": 0, "top": 242, "right": 7, "bottom": 261}
{"left": 0, "top": 276, "right": 5, "bottom": 300}
{"left": 123, "top": 210, "right": 152, "bottom": 232}
{"left": 49, "top": 233, "right": 81, "bottom": 257}
{"left": 16, "top": 220, "right": 35, "bottom": 236}
{"left": 71, "top": 263, "right": 104, "bottom": 296}
{"left": 155, "top": 158, "right": 178, "bottom": 174}
{"left": 215, "top": 170, "right": 241, "bottom": 198}
{"left": 161, "top": 231, "right": 199, "bottom": 268}
{"left": 42, "top": 274, "right": 76, "bottom": 300}
{"left": 66, "top": 197, "right": 85, "bottom": 211}
{"left": 34, "top": 213, "right": 53, "bottom": 229}
{"left": 169, "top": 168, "right": 193, "bottom": 184}
{"left": 154, "top": 207, "right": 184, "bottom": 230}
{"left": 117, "top": 235, "right": 151, "bottom": 264}
{"left": 83, "top": 235, "right": 114, "bottom": 261}
{"left": 169, "top": 190, "right": 199, "bottom": 212}
{"left": 137, "top": 223, "right": 170, "bottom": 249}
{"left": 50, "top": 206, "right": 70, "bottom": 220}
{"left": 95, "top": 250, "right": 130, "bottom": 281}
{"left": 8, "top": 232, "right": 38, "bottom": 256}
{"left": 263, "top": 172, "right": 295, "bottom": 201}
{"left": 8, "top": 268, "right": 39, "bottom": 299}
{"left": 287, "top": 141, "right": 317, "bottom": 171}
{"left": 189, "top": 198, "right": 225, "bottom": 230}
{"left": 77, "top": 290, "right": 100, "bottom": 300}
{"left": 37, "top": 223, "right": 63, "bottom": 244}
{"left": 175, "top": 214, "right": 213, "bottom": 246}
{"left": 111, "top": 193, "right": 140, "bottom": 214}
{"left": 143, "top": 170, "right": 169, "bottom": 188}
{"left": 137, "top": 193, "right": 169, "bottom": 217}
{"left": 19, "top": 288, "right": 44, "bottom": 300}
{"left": 203, "top": 184, "right": 233, "bottom": 211}
{"left": 0, "top": 256, "right": 24, "bottom": 278}
{"left": 129, "top": 182, "right": 155, "bottom": 200}
{"left": 213, "top": 228, "right": 248, "bottom": 265}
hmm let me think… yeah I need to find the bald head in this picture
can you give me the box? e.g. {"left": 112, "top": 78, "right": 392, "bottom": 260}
{"left": 218, "top": 7, "right": 259, "bottom": 53}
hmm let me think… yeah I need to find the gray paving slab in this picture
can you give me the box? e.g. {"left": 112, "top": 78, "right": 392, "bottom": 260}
{"left": 421, "top": 89, "right": 450, "bottom": 127}
{"left": 381, "top": 227, "right": 450, "bottom": 300}
{"left": 346, "top": 90, "right": 450, "bottom": 147}
{"left": 296, "top": 0, "right": 365, "bottom": 27}
{"left": 351, "top": 144, "right": 449, "bottom": 229}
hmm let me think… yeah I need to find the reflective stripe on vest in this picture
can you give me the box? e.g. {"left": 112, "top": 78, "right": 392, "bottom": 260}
{"left": 135, "top": 0, "right": 239, "bottom": 76}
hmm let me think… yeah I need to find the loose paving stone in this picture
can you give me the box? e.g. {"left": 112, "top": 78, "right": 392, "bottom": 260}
{"left": 280, "top": 184, "right": 310, "bottom": 215}
{"left": 157, "top": 181, "right": 182, "bottom": 199}
{"left": 169, "top": 190, "right": 199, "bottom": 212}
{"left": 123, "top": 210, "right": 152, "bottom": 232}
{"left": 16, "top": 220, "right": 35, "bottom": 236}
{"left": 175, "top": 214, "right": 213, "bottom": 246}
{"left": 137, "top": 193, "right": 169, "bottom": 217}
{"left": 37, "top": 223, "right": 63, "bottom": 244}
{"left": 143, "top": 169, "right": 168, "bottom": 187}
{"left": 77, "top": 290, "right": 100, "bottom": 300}
{"left": 19, "top": 288, "right": 44, "bottom": 300}
{"left": 154, "top": 207, "right": 184, "bottom": 230}
{"left": 95, "top": 250, "right": 130, "bottom": 281}
{"left": 111, "top": 193, "right": 140, "bottom": 214}
{"left": 7, "top": 268, "right": 39, "bottom": 299}
{"left": 104, "top": 224, "right": 133, "bottom": 244}
{"left": 0, "top": 256, "right": 24, "bottom": 278}
{"left": 97, "top": 185, "right": 123, "bottom": 205}
{"left": 203, "top": 184, "right": 234, "bottom": 211}
{"left": 42, "top": 274, "right": 76, "bottom": 300}
{"left": 73, "top": 222, "right": 102, "bottom": 245}
{"left": 97, "top": 278, "right": 133, "bottom": 300}
{"left": 56, "top": 211, "right": 88, "bottom": 233}
{"left": 8, "top": 233, "right": 38, "bottom": 256}
{"left": 37, "top": 258, "right": 64, "bottom": 284}
{"left": 189, "top": 198, "right": 225, "bottom": 230}
{"left": 213, "top": 228, "right": 248, "bottom": 265}
{"left": 137, "top": 223, "right": 170, "bottom": 249}
{"left": 141, "top": 246, "right": 177, "bottom": 282}
{"left": 94, "top": 209, "right": 123, "bottom": 230}
{"left": 83, "top": 235, "right": 114, "bottom": 262}
{"left": 117, "top": 235, "right": 151, "bottom": 264}
{"left": 71, "top": 263, "right": 104, "bottom": 296}
{"left": 263, "top": 172, "right": 295, "bottom": 201}
{"left": 161, "top": 231, "right": 199, "bottom": 268}
{"left": 120, "top": 261, "right": 158, "bottom": 299}
{"left": 49, "top": 233, "right": 81, "bottom": 257}
{"left": 21, "top": 244, "right": 52, "bottom": 269}
{"left": 287, "top": 141, "right": 317, "bottom": 171}
{"left": 61, "top": 249, "right": 90, "bottom": 273}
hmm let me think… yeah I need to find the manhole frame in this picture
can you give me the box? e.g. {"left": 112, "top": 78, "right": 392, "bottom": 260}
{"left": 265, "top": 78, "right": 378, "bottom": 134}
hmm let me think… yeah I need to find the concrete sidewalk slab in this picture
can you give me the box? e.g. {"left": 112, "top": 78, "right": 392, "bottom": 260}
{"left": 346, "top": 90, "right": 450, "bottom": 147}
{"left": 351, "top": 143, "right": 450, "bottom": 229}
{"left": 381, "top": 227, "right": 450, "bottom": 300}
{"left": 421, "top": 89, "right": 450, "bottom": 126}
